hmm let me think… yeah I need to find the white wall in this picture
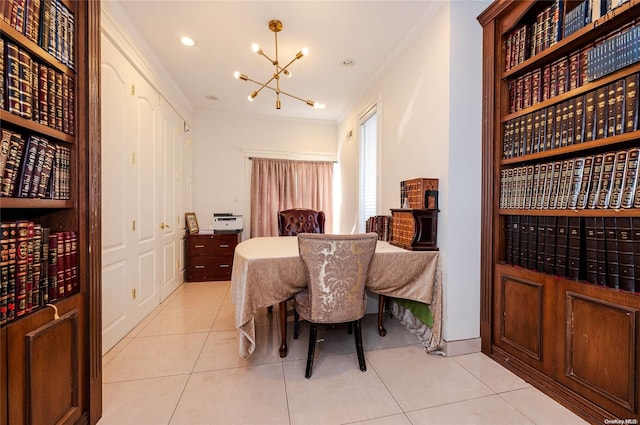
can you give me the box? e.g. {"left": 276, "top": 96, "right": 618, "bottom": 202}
{"left": 337, "top": 1, "right": 488, "bottom": 343}
{"left": 192, "top": 112, "right": 337, "bottom": 238}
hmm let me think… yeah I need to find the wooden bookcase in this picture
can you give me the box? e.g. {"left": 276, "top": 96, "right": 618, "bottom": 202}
{"left": 0, "top": 1, "right": 101, "bottom": 424}
{"left": 478, "top": 1, "right": 640, "bottom": 423}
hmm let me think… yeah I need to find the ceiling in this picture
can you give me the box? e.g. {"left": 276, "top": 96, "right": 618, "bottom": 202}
{"left": 111, "top": 1, "right": 443, "bottom": 122}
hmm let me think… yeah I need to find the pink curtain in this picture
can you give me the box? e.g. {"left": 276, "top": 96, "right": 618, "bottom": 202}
{"left": 250, "top": 158, "right": 333, "bottom": 237}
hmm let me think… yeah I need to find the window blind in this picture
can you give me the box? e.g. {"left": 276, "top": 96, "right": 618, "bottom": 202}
{"left": 360, "top": 109, "right": 377, "bottom": 231}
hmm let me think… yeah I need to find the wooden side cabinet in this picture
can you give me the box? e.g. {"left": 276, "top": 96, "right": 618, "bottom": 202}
{"left": 185, "top": 232, "right": 240, "bottom": 282}
{"left": 390, "top": 209, "right": 439, "bottom": 251}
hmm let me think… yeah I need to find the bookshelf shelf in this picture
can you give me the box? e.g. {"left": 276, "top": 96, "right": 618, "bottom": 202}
{"left": 500, "top": 130, "right": 640, "bottom": 165}
{"left": 0, "top": 111, "right": 75, "bottom": 144}
{"left": 0, "top": 198, "right": 73, "bottom": 209}
{"left": 502, "top": 62, "right": 640, "bottom": 122}
{"left": 479, "top": 0, "right": 640, "bottom": 422}
{"left": 0, "top": 19, "right": 74, "bottom": 75}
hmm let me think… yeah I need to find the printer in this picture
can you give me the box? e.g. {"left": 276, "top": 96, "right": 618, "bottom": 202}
{"left": 212, "top": 213, "right": 243, "bottom": 234}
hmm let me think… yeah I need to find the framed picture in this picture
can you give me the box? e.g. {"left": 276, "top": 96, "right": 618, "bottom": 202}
{"left": 185, "top": 212, "right": 199, "bottom": 234}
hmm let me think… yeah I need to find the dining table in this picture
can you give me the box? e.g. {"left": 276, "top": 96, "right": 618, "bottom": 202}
{"left": 231, "top": 236, "right": 442, "bottom": 359}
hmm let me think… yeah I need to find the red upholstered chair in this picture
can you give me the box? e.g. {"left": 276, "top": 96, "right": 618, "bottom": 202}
{"left": 277, "top": 209, "right": 325, "bottom": 236}
{"left": 294, "top": 233, "right": 378, "bottom": 378}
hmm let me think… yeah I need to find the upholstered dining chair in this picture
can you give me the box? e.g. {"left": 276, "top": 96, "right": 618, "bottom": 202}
{"left": 271, "top": 208, "right": 326, "bottom": 326}
{"left": 277, "top": 208, "right": 325, "bottom": 236}
{"left": 294, "top": 233, "right": 378, "bottom": 378}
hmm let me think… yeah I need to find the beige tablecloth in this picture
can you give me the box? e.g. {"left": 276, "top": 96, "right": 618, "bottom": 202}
{"left": 231, "top": 236, "right": 442, "bottom": 358}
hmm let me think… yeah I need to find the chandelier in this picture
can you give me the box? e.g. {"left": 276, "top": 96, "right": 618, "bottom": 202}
{"left": 234, "top": 19, "right": 324, "bottom": 110}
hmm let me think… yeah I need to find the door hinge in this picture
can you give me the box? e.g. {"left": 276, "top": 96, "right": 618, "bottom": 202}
{"left": 132, "top": 220, "right": 136, "bottom": 231}
{"left": 132, "top": 288, "right": 137, "bottom": 299}
{"left": 131, "top": 84, "right": 135, "bottom": 96}
{"left": 132, "top": 152, "right": 136, "bottom": 164}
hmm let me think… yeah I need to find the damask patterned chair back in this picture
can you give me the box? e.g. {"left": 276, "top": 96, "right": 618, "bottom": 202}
{"left": 278, "top": 209, "right": 325, "bottom": 236}
{"left": 294, "top": 233, "right": 377, "bottom": 378}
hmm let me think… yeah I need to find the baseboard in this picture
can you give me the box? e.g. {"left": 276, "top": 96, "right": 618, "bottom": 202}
{"left": 442, "top": 337, "right": 482, "bottom": 356}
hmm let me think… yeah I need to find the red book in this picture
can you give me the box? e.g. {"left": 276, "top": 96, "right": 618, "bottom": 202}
{"left": 63, "top": 231, "right": 72, "bottom": 295}
{"left": 25, "top": 221, "right": 34, "bottom": 313}
{"left": 70, "top": 231, "right": 78, "bottom": 294}
{"left": 47, "top": 232, "right": 58, "bottom": 302}
{"left": 56, "top": 231, "right": 66, "bottom": 299}
{"left": 14, "top": 220, "right": 29, "bottom": 317}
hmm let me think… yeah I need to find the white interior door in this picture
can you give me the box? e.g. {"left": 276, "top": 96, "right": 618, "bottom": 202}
{"left": 101, "top": 35, "right": 161, "bottom": 353}
{"left": 159, "top": 99, "right": 182, "bottom": 300}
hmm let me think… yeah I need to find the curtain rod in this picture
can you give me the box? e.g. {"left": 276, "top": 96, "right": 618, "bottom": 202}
{"left": 248, "top": 156, "right": 337, "bottom": 163}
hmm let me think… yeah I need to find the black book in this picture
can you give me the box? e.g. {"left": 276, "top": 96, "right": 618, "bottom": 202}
{"left": 566, "top": 97, "right": 575, "bottom": 146}
{"left": 544, "top": 216, "right": 557, "bottom": 275}
{"left": 632, "top": 217, "right": 640, "bottom": 293}
{"left": 595, "top": 86, "right": 607, "bottom": 139}
{"left": 624, "top": 73, "right": 638, "bottom": 133}
{"left": 605, "top": 82, "right": 617, "bottom": 138}
{"left": 555, "top": 216, "right": 569, "bottom": 278}
{"left": 527, "top": 216, "right": 538, "bottom": 270}
{"left": 519, "top": 216, "right": 529, "bottom": 269}
{"left": 614, "top": 78, "right": 625, "bottom": 135}
{"left": 585, "top": 217, "right": 599, "bottom": 284}
{"left": 616, "top": 217, "right": 635, "bottom": 292}
{"left": 545, "top": 106, "right": 555, "bottom": 150}
{"left": 567, "top": 217, "right": 582, "bottom": 281}
{"left": 537, "top": 216, "right": 546, "bottom": 273}
{"left": 595, "top": 217, "right": 607, "bottom": 286}
{"left": 511, "top": 216, "right": 521, "bottom": 266}
{"left": 505, "top": 216, "right": 513, "bottom": 264}
{"left": 574, "top": 94, "right": 585, "bottom": 144}
{"left": 584, "top": 89, "right": 597, "bottom": 142}
{"left": 603, "top": 216, "right": 619, "bottom": 289}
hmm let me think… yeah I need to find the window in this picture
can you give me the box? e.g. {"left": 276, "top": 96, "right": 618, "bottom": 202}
{"left": 360, "top": 106, "right": 377, "bottom": 231}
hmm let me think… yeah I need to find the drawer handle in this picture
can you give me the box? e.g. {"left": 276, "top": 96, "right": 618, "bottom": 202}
{"left": 219, "top": 264, "right": 230, "bottom": 268}
{"left": 219, "top": 244, "right": 230, "bottom": 248}
{"left": 194, "top": 245, "right": 205, "bottom": 248}
{"left": 195, "top": 265, "right": 205, "bottom": 269}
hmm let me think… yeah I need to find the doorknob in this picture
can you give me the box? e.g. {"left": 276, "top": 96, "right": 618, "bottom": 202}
{"left": 160, "top": 222, "right": 171, "bottom": 229}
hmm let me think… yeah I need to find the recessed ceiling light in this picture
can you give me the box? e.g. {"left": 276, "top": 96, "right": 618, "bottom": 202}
{"left": 340, "top": 58, "right": 356, "bottom": 67}
{"left": 180, "top": 36, "right": 196, "bottom": 47}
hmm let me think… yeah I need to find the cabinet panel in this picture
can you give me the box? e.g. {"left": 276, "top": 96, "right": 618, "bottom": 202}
{"left": 563, "top": 291, "right": 637, "bottom": 415}
{"left": 500, "top": 274, "right": 543, "bottom": 361}
{"left": 7, "top": 296, "right": 81, "bottom": 425}
{"left": 26, "top": 309, "right": 79, "bottom": 425}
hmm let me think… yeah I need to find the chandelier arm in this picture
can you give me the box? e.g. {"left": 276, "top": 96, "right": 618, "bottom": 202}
{"left": 259, "top": 51, "right": 276, "bottom": 65}
{"left": 276, "top": 56, "right": 301, "bottom": 77}
{"left": 278, "top": 89, "right": 315, "bottom": 106}
{"left": 244, "top": 75, "right": 278, "bottom": 95}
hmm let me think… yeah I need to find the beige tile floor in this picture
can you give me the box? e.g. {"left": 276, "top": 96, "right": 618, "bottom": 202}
{"left": 99, "top": 281, "right": 589, "bottom": 425}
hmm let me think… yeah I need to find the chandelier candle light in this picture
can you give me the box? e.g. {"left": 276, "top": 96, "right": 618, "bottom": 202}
{"left": 234, "top": 19, "right": 324, "bottom": 110}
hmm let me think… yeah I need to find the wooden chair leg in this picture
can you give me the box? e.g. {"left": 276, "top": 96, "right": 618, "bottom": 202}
{"left": 377, "top": 294, "right": 387, "bottom": 337}
{"left": 278, "top": 300, "right": 288, "bottom": 357}
{"left": 354, "top": 319, "right": 366, "bottom": 372}
{"left": 305, "top": 323, "right": 318, "bottom": 379}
